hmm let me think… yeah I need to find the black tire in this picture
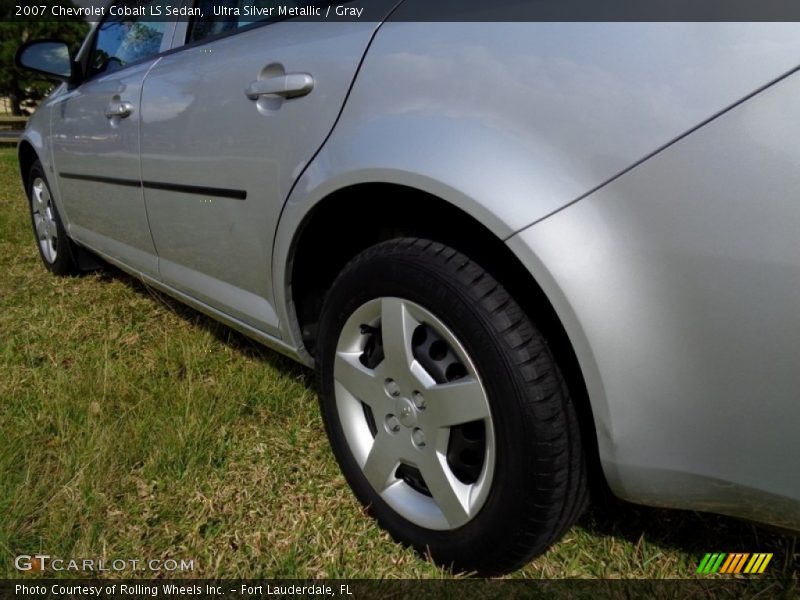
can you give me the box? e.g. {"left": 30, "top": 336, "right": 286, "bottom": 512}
{"left": 26, "top": 160, "right": 81, "bottom": 276}
{"left": 317, "top": 238, "right": 588, "bottom": 575}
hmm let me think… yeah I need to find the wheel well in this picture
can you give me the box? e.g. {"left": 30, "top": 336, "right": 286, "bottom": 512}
{"left": 290, "top": 183, "right": 607, "bottom": 496}
{"left": 18, "top": 141, "right": 38, "bottom": 193}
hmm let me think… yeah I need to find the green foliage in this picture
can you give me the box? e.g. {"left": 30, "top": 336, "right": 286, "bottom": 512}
{"left": 0, "top": 1, "right": 89, "bottom": 115}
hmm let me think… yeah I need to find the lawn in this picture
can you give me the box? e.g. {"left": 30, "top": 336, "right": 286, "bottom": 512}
{"left": 0, "top": 147, "right": 797, "bottom": 580}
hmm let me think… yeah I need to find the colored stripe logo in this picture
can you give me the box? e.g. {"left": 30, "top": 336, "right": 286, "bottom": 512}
{"left": 697, "top": 553, "right": 772, "bottom": 574}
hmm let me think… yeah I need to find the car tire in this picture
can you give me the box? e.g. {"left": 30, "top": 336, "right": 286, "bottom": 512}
{"left": 27, "top": 160, "right": 81, "bottom": 276}
{"left": 317, "top": 238, "right": 588, "bottom": 575}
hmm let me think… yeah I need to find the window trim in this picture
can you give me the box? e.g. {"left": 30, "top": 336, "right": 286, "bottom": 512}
{"left": 76, "top": 0, "right": 342, "bottom": 84}
{"left": 81, "top": 1, "right": 179, "bottom": 83}
{"left": 182, "top": 0, "right": 336, "bottom": 48}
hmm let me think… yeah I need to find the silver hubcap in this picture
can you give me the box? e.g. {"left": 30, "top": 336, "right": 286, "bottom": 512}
{"left": 334, "top": 297, "right": 495, "bottom": 530}
{"left": 31, "top": 178, "right": 58, "bottom": 263}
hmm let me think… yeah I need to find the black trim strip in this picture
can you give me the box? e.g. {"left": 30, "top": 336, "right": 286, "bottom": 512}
{"left": 60, "top": 172, "right": 140, "bottom": 188}
{"left": 59, "top": 172, "right": 247, "bottom": 200}
{"left": 144, "top": 180, "right": 247, "bottom": 200}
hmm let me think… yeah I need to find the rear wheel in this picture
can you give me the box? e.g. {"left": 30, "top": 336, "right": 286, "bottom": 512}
{"left": 27, "top": 161, "right": 80, "bottom": 276}
{"left": 317, "top": 238, "right": 588, "bottom": 575}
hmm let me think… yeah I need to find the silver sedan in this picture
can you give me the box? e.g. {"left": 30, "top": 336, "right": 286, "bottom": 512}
{"left": 15, "top": 2, "right": 800, "bottom": 575}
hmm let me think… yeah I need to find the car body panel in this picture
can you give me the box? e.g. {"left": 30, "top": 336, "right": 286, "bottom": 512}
{"left": 280, "top": 22, "right": 800, "bottom": 239}
{"left": 18, "top": 18, "right": 800, "bottom": 532}
{"left": 273, "top": 21, "right": 800, "bottom": 356}
{"left": 49, "top": 59, "right": 161, "bottom": 278}
{"left": 19, "top": 109, "right": 51, "bottom": 185}
{"left": 507, "top": 69, "right": 800, "bottom": 530}
{"left": 139, "top": 21, "right": 384, "bottom": 336}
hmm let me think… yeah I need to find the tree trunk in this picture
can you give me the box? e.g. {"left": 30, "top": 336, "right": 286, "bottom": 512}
{"left": 9, "top": 75, "right": 23, "bottom": 116}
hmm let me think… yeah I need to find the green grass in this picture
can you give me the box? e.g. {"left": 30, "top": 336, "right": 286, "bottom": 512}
{"left": 0, "top": 147, "right": 797, "bottom": 580}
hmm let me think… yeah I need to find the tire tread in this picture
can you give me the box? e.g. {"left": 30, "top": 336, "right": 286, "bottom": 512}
{"left": 318, "top": 237, "right": 588, "bottom": 575}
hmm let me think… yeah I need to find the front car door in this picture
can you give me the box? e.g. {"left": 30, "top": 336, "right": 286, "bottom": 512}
{"left": 50, "top": 0, "right": 177, "bottom": 278}
{"left": 139, "top": 1, "right": 395, "bottom": 335}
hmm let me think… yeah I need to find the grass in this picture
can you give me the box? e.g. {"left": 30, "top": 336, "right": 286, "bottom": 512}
{"left": 0, "top": 147, "right": 797, "bottom": 580}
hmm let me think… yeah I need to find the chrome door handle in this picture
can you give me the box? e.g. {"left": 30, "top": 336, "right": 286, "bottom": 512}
{"left": 244, "top": 73, "right": 314, "bottom": 100}
{"left": 104, "top": 101, "right": 134, "bottom": 119}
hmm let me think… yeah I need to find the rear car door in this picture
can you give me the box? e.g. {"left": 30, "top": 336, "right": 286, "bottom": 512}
{"left": 139, "top": 1, "right": 394, "bottom": 336}
{"left": 50, "top": 1, "right": 177, "bottom": 278}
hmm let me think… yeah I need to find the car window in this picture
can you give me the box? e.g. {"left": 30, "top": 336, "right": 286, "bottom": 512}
{"left": 89, "top": 0, "right": 170, "bottom": 77}
{"left": 187, "top": 0, "right": 307, "bottom": 43}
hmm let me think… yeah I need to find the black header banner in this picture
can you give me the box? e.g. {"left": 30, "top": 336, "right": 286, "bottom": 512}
{"left": 6, "top": 0, "right": 800, "bottom": 23}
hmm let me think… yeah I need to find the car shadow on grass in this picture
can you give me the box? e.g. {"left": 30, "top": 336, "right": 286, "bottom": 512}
{"left": 91, "top": 263, "right": 314, "bottom": 385}
{"left": 577, "top": 495, "right": 798, "bottom": 577}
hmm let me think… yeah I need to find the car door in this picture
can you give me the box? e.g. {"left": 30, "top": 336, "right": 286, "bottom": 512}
{"left": 139, "top": 1, "right": 395, "bottom": 336}
{"left": 50, "top": 1, "right": 177, "bottom": 278}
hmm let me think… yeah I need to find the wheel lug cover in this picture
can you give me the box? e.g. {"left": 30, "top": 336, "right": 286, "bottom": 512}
{"left": 412, "top": 391, "right": 426, "bottom": 410}
{"left": 412, "top": 428, "right": 426, "bottom": 448}
{"left": 385, "top": 414, "right": 401, "bottom": 433}
{"left": 384, "top": 379, "right": 401, "bottom": 398}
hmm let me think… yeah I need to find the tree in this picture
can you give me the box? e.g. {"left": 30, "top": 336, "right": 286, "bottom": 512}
{"left": 0, "top": 0, "right": 89, "bottom": 115}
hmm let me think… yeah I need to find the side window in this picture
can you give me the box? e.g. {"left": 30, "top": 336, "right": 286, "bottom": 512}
{"left": 187, "top": 0, "right": 305, "bottom": 43}
{"left": 89, "top": 0, "right": 170, "bottom": 77}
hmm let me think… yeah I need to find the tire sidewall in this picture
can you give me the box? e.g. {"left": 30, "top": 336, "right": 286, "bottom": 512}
{"left": 317, "top": 244, "right": 546, "bottom": 568}
{"left": 28, "top": 162, "right": 75, "bottom": 275}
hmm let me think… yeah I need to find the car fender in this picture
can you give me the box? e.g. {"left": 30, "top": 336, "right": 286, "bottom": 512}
{"left": 18, "top": 87, "right": 68, "bottom": 223}
{"left": 273, "top": 21, "right": 800, "bottom": 352}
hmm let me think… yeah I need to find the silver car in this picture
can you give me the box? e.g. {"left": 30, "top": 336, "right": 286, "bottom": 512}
{"left": 15, "top": 1, "right": 800, "bottom": 575}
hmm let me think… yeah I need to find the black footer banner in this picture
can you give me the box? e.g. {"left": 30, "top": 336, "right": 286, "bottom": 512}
{"left": 2, "top": 579, "right": 799, "bottom": 600}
